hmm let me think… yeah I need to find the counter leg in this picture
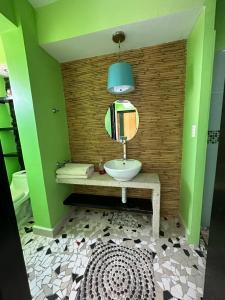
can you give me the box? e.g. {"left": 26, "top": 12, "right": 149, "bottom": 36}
{"left": 152, "top": 186, "right": 160, "bottom": 239}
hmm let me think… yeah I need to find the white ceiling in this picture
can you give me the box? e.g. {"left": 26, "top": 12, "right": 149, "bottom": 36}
{"left": 41, "top": 6, "right": 201, "bottom": 63}
{"left": 28, "top": 0, "right": 58, "bottom": 8}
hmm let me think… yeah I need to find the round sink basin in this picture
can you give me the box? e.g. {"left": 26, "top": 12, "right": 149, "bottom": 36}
{"left": 104, "top": 159, "right": 142, "bottom": 181}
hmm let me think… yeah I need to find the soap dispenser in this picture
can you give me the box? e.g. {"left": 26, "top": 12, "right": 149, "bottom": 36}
{"left": 98, "top": 159, "right": 106, "bottom": 175}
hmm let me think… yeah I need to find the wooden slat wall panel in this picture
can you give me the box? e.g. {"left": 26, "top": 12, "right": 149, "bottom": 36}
{"left": 61, "top": 40, "right": 186, "bottom": 216}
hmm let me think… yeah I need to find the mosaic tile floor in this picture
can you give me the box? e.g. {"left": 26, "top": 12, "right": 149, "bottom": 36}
{"left": 20, "top": 208, "right": 206, "bottom": 300}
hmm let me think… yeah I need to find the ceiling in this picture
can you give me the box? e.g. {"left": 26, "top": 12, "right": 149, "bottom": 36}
{"left": 0, "top": 3, "right": 201, "bottom": 76}
{"left": 41, "top": 6, "right": 201, "bottom": 63}
{"left": 28, "top": 0, "right": 58, "bottom": 8}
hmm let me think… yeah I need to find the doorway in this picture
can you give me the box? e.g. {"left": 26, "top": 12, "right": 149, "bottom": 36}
{"left": 203, "top": 80, "right": 225, "bottom": 299}
{"left": 201, "top": 50, "right": 225, "bottom": 243}
{"left": 0, "top": 141, "right": 31, "bottom": 299}
{"left": 0, "top": 76, "right": 33, "bottom": 228}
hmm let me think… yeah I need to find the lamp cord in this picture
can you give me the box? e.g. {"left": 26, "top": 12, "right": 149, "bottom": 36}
{"left": 118, "top": 40, "right": 121, "bottom": 62}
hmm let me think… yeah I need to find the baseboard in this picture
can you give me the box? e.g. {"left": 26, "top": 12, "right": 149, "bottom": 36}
{"left": 178, "top": 212, "right": 190, "bottom": 240}
{"left": 33, "top": 208, "right": 73, "bottom": 238}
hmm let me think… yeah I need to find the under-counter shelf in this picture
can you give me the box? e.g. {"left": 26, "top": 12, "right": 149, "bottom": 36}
{"left": 0, "top": 127, "right": 17, "bottom": 131}
{"left": 64, "top": 193, "right": 152, "bottom": 213}
{"left": 0, "top": 97, "right": 24, "bottom": 169}
{"left": 3, "top": 152, "right": 18, "bottom": 157}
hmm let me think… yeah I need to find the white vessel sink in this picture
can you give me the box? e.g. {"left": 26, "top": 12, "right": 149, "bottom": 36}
{"left": 104, "top": 159, "right": 142, "bottom": 181}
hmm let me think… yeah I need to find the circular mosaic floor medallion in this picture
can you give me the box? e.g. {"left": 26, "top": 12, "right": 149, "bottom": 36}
{"left": 77, "top": 243, "right": 155, "bottom": 300}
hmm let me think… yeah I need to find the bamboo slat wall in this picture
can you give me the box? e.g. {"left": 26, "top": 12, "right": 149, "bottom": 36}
{"left": 61, "top": 40, "right": 186, "bottom": 216}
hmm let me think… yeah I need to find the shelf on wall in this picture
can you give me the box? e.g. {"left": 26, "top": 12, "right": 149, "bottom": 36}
{"left": 0, "top": 97, "right": 13, "bottom": 104}
{"left": 3, "top": 152, "right": 18, "bottom": 157}
{"left": 0, "top": 127, "right": 17, "bottom": 131}
{"left": 64, "top": 193, "right": 152, "bottom": 213}
{"left": 0, "top": 96, "right": 24, "bottom": 169}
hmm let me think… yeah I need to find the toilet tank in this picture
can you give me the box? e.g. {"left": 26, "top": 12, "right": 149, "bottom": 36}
{"left": 11, "top": 170, "right": 29, "bottom": 192}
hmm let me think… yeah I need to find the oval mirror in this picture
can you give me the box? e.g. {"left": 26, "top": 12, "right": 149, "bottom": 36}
{"left": 105, "top": 100, "right": 139, "bottom": 143}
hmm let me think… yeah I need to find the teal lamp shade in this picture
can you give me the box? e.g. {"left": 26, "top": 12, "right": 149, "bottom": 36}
{"left": 107, "top": 62, "right": 135, "bottom": 94}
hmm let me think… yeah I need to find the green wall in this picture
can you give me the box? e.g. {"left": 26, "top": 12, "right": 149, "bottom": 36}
{"left": 36, "top": 0, "right": 204, "bottom": 44}
{"left": 1, "top": 0, "right": 72, "bottom": 229}
{"left": 0, "top": 76, "right": 20, "bottom": 182}
{"left": 0, "top": 0, "right": 16, "bottom": 33}
{"left": 180, "top": 0, "right": 216, "bottom": 244}
{"left": 0, "top": 37, "right": 6, "bottom": 64}
{"left": 0, "top": 0, "right": 16, "bottom": 24}
{"left": 215, "top": 0, "right": 225, "bottom": 51}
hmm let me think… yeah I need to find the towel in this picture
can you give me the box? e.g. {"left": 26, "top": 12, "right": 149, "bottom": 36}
{"left": 56, "top": 163, "right": 94, "bottom": 177}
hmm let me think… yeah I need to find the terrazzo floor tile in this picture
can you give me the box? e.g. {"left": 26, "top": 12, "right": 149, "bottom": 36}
{"left": 19, "top": 208, "right": 206, "bottom": 300}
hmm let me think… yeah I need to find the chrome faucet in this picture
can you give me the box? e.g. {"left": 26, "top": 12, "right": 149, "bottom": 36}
{"left": 120, "top": 136, "right": 127, "bottom": 163}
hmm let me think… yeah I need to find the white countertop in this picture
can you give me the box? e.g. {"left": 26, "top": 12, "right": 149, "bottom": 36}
{"left": 56, "top": 172, "right": 160, "bottom": 189}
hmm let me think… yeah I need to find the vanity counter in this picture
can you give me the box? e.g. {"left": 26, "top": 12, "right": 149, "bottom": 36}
{"left": 56, "top": 172, "right": 160, "bottom": 189}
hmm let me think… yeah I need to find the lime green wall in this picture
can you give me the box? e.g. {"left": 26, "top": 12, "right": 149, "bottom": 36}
{"left": 1, "top": 0, "right": 72, "bottom": 229}
{"left": 180, "top": 0, "right": 216, "bottom": 244}
{"left": 215, "top": 0, "right": 225, "bottom": 51}
{"left": 0, "top": 37, "right": 6, "bottom": 64}
{"left": 0, "top": 33, "right": 20, "bottom": 183}
{"left": 36, "top": 0, "right": 204, "bottom": 44}
{"left": 0, "top": 76, "right": 5, "bottom": 95}
{"left": 0, "top": 1, "right": 16, "bottom": 25}
{"left": 0, "top": 0, "right": 16, "bottom": 33}
{"left": 0, "top": 76, "right": 20, "bottom": 182}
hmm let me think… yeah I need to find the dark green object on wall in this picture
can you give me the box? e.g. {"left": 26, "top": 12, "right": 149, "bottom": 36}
{"left": 0, "top": 76, "right": 20, "bottom": 182}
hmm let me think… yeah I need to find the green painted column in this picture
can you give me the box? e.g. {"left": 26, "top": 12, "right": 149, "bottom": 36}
{"left": 1, "top": 0, "right": 72, "bottom": 230}
{"left": 180, "top": 0, "right": 216, "bottom": 245}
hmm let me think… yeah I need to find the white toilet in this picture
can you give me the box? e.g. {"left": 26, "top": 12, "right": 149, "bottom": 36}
{"left": 10, "top": 170, "right": 32, "bottom": 227}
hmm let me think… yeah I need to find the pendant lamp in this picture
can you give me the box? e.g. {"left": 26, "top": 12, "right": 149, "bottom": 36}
{"left": 107, "top": 31, "right": 135, "bottom": 94}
